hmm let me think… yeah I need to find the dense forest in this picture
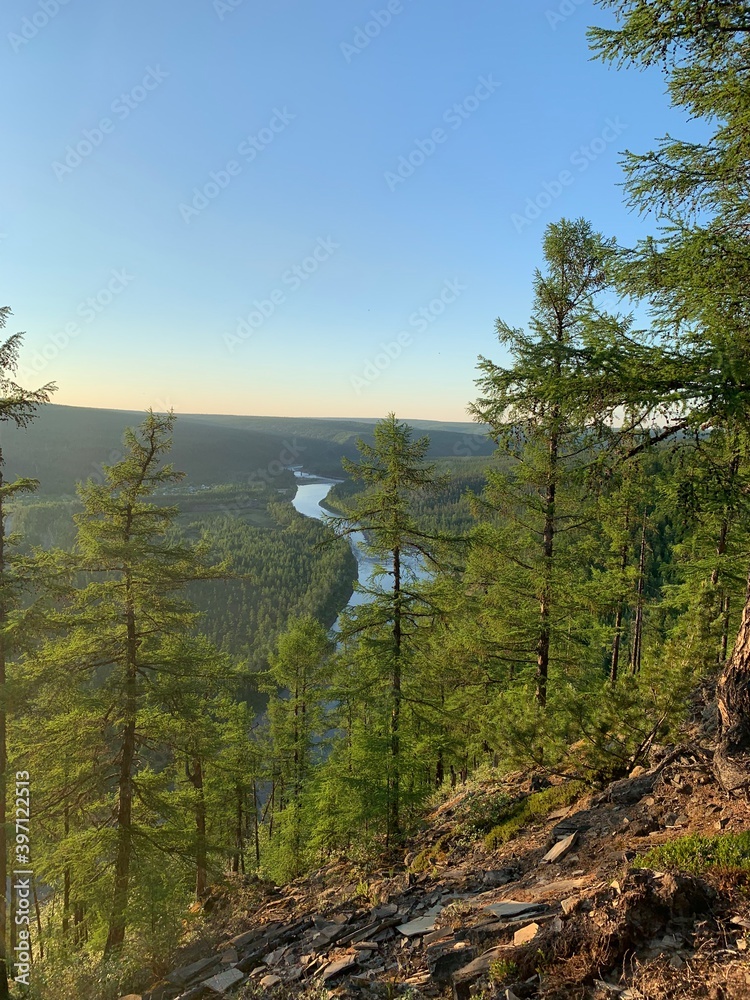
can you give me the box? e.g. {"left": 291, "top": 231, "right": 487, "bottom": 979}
{"left": 3, "top": 2, "right": 750, "bottom": 998}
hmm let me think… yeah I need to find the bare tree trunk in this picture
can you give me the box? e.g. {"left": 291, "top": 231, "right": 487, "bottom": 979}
{"left": 536, "top": 430, "right": 558, "bottom": 708}
{"left": 187, "top": 758, "right": 208, "bottom": 899}
{"left": 389, "top": 545, "right": 402, "bottom": 842}
{"left": 716, "top": 573, "right": 750, "bottom": 793}
{"left": 252, "top": 782, "right": 260, "bottom": 870}
{"left": 104, "top": 572, "right": 137, "bottom": 955}
{"left": 33, "top": 879, "right": 43, "bottom": 961}
{"left": 610, "top": 511, "right": 630, "bottom": 684}
{"left": 630, "top": 509, "right": 648, "bottom": 676}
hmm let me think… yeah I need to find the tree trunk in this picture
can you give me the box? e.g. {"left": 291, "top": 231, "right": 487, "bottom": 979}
{"left": 630, "top": 509, "right": 648, "bottom": 676}
{"left": 252, "top": 781, "right": 260, "bottom": 869}
{"left": 62, "top": 801, "right": 70, "bottom": 939}
{"left": 610, "top": 511, "right": 630, "bottom": 685}
{"left": 390, "top": 545, "right": 402, "bottom": 843}
{"left": 716, "top": 572, "right": 750, "bottom": 793}
{"left": 187, "top": 758, "right": 207, "bottom": 899}
{"left": 104, "top": 572, "right": 137, "bottom": 955}
{"left": 536, "top": 429, "right": 558, "bottom": 708}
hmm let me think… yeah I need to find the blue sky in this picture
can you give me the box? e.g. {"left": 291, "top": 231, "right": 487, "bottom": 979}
{"left": 1, "top": 0, "right": 688, "bottom": 421}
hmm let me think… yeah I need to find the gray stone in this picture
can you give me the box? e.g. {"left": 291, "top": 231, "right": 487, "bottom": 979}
{"left": 202, "top": 968, "right": 245, "bottom": 994}
{"left": 320, "top": 956, "right": 358, "bottom": 982}
{"left": 166, "top": 957, "right": 221, "bottom": 987}
{"left": 230, "top": 928, "right": 261, "bottom": 950}
{"left": 483, "top": 901, "right": 546, "bottom": 920}
{"left": 542, "top": 831, "right": 578, "bottom": 863}
{"left": 397, "top": 907, "right": 442, "bottom": 938}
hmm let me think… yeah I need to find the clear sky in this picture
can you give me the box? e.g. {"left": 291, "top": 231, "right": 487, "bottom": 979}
{"left": 1, "top": 0, "right": 687, "bottom": 421}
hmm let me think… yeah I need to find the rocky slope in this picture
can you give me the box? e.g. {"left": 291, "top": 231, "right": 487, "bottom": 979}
{"left": 122, "top": 719, "right": 750, "bottom": 1000}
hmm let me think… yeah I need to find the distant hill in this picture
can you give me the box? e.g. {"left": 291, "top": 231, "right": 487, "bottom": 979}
{"left": 1, "top": 405, "right": 494, "bottom": 494}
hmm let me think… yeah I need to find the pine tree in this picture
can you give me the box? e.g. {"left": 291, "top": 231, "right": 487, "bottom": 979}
{"left": 262, "top": 615, "right": 332, "bottom": 879}
{"left": 329, "top": 415, "right": 445, "bottom": 842}
{"left": 470, "top": 218, "right": 630, "bottom": 706}
{"left": 26, "top": 411, "right": 233, "bottom": 954}
{"left": 590, "top": 0, "right": 750, "bottom": 790}
{"left": 0, "top": 311, "right": 54, "bottom": 998}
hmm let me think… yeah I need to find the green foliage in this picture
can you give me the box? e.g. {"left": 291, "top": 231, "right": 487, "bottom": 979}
{"left": 635, "top": 832, "right": 750, "bottom": 876}
{"left": 489, "top": 957, "right": 518, "bottom": 984}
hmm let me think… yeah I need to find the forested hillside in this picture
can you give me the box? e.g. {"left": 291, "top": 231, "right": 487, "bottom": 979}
{"left": 2, "top": 406, "right": 494, "bottom": 494}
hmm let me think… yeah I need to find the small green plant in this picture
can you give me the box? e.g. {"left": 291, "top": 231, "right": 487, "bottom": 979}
{"left": 489, "top": 957, "right": 518, "bottom": 983}
{"left": 483, "top": 780, "right": 585, "bottom": 851}
{"left": 634, "top": 831, "right": 750, "bottom": 875}
{"left": 409, "top": 834, "right": 450, "bottom": 873}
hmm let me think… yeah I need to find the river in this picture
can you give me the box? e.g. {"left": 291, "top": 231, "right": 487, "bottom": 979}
{"left": 291, "top": 474, "right": 429, "bottom": 629}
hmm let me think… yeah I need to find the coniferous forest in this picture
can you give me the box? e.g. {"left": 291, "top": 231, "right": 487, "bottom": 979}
{"left": 4, "top": 2, "right": 750, "bottom": 998}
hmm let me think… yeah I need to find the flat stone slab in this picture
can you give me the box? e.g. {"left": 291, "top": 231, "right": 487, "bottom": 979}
{"left": 483, "top": 901, "right": 547, "bottom": 920}
{"left": 167, "top": 956, "right": 221, "bottom": 986}
{"left": 397, "top": 906, "right": 442, "bottom": 937}
{"left": 320, "top": 956, "right": 358, "bottom": 982}
{"left": 513, "top": 922, "right": 540, "bottom": 946}
{"left": 203, "top": 967, "right": 245, "bottom": 994}
{"left": 542, "top": 831, "right": 578, "bottom": 863}
{"left": 527, "top": 877, "right": 589, "bottom": 899}
{"left": 230, "top": 928, "right": 261, "bottom": 949}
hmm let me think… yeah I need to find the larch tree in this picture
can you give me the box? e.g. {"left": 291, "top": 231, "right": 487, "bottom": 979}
{"left": 29, "top": 412, "right": 232, "bottom": 954}
{"left": 329, "top": 414, "right": 445, "bottom": 842}
{"left": 590, "top": 0, "right": 750, "bottom": 791}
{"left": 0, "top": 309, "right": 54, "bottom": 999}
{"left": 470, "top": 218, "right": 630, "bottom": 707}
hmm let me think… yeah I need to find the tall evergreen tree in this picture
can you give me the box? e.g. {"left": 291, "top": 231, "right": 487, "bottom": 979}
{"left": 0, "top": 310, "right": 54, "bottom": 998}
{"left": 590, "top": 0, "right": 750, "bottom": 790}
{"left": 470, "top": 218, "right": 630, "bottom": 706}
{"left": 263, "top": 615, "right": 332, "bottom": 879}
{"left": 27, "top": 412, "right": 233, "bottom": 954}
{"left": 330, "top": 415, "right": 445, "bottom": 842}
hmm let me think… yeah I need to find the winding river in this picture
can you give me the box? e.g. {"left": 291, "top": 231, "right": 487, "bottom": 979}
{"left": 291, "top": 474, "right": 429, "bottom": 630}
